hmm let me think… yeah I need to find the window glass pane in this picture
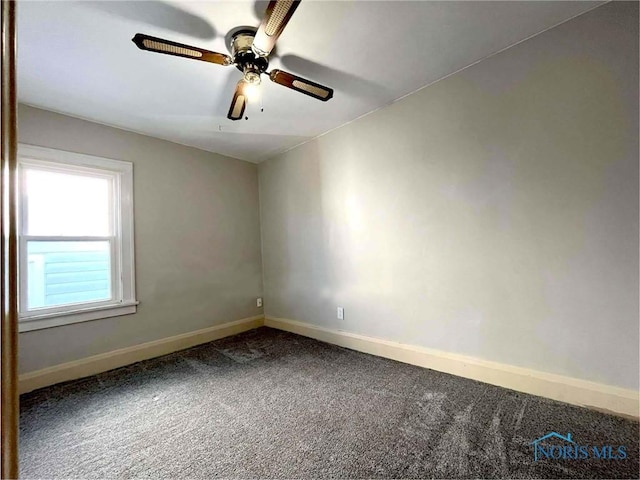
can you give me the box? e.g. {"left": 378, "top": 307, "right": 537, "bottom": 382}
{"left": 26, "top": 241, "right": 112, "bottom": 310}
{"left": 25, "top": 167, "right": 112, "bottom": 236}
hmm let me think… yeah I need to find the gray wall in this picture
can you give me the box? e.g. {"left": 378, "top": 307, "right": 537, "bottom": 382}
{"left": 259, "top": 2, "right": 639, "bottom": 389}
{"left": 18, "top": 105, "right": 263, "bottom": 373}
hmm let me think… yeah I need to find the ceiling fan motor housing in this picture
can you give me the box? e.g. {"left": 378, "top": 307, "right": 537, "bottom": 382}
{"left": 230, "top": 30, "right": 268, "bottom": 83}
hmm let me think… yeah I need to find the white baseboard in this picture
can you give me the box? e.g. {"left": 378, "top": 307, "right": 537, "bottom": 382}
{"left": 265, "top": 317, "right": 639, "bottom": 419}
{"left": 20, "top": 314, "right": 639, "bottom": 419}
{"left": 19, "top": 315, "right": 265, "bottom": 394}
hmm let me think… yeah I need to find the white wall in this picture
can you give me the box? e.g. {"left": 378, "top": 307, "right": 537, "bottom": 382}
{"left": 259, "top": 1, "right": 639, "bottom": 390}
{"left": 18, "top": 105, "right": 263, "bottom": 373}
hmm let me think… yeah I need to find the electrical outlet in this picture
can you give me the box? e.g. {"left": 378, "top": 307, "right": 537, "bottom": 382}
{"left": 257, "top": 297, "right": 263, "bottom": 308}
{"left": 337, "top": 306, "right": 344, "bottom": 320}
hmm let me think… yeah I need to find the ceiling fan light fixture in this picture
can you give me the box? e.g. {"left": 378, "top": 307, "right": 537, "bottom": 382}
{"left": 242, "top": 82, "right": 261, "bottom": 102}
{"left": 244, "top": 70, "right": 261, "bottom": 85}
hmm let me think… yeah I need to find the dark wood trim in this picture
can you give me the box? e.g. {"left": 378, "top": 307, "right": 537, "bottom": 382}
{"left": 1, "top": 0, "right": 19, "bottom": 478}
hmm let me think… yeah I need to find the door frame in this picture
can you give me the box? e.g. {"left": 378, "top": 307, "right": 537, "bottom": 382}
{"left": 1, "top": 0, "right": 19, "bottom": 477}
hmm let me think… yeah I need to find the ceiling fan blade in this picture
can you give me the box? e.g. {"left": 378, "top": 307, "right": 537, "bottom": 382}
{"left": 132, "top": 33, "right": 232, "bottom": 66}
{"left": 252, "top": 0, "right": 301, "bottom": 56}
{"left": 269, "top": 69, "right": 333, "bottom": 101}
{"left": 227, "top": 81, "right": 248, "bottom": 121}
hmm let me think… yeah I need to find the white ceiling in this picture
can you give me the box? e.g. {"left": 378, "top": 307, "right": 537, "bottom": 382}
{"left": 18, "top": 1, "right": 603, "bottom": 163}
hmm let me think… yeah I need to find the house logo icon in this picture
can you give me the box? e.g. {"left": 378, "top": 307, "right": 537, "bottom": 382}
{"left": 530, "top": 432, "right": 574, "bottom": 461}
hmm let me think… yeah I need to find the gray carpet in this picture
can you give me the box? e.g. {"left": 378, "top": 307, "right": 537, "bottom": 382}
{"left": 20, "top": 327, "right": 639, "bottom": 479}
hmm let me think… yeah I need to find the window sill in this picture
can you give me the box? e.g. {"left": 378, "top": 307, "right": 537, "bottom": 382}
{"left": 18, "top": 301, "right": 139, "bottom": 332}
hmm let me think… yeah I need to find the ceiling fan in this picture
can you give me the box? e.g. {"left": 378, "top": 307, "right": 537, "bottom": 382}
{"left": 132, "top": 0, "right": 334, "bottom": 121}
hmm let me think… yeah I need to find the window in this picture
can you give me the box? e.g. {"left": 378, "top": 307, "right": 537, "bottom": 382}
{"left": 18, "top": 145, "right": 137, "bottom": 332}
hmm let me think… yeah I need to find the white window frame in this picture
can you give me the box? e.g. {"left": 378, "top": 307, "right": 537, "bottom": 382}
{"left": 17, "top": 144, "right": 137, "bottom": 332}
